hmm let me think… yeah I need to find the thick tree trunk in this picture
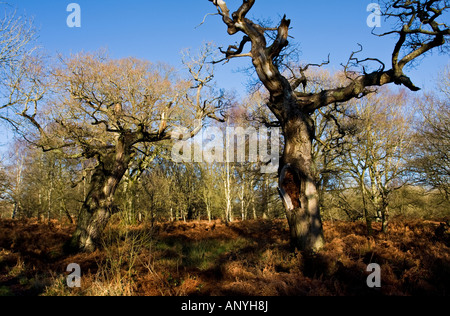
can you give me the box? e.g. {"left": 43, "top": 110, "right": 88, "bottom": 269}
{"left": 65, "top": 139, "right": 132, "bottom": 253}
{"left": 69, "top": 199, "right": 112, "bottom": 253}
{"left": 278, "top": 114, "right": 325, "bottom": 252}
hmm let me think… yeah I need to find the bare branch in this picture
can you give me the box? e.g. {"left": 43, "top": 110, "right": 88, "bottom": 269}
{"left": 196, "top": 12, "right": 220, "bottom": 29}
{"left": 291, "top": 54, "right": 331, "bottom": 91}
{"left": 209, "top": 0, "right": 448, "bottom": 113}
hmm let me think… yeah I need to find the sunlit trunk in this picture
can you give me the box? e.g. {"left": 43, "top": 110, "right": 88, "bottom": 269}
{"left": 278, "top": 114, "right": 325, "bottom": 252}
{"left": 224, "top": 160, "right": 233, "bottom": 223}
{"left": 66, "top": 139, "right": 132, "bottom": 253}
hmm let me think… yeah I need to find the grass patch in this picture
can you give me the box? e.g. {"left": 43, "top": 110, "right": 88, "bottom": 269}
{"left": 182, "top": 238, "right": 250, "bottom": 270}
{"left": 154, "top": 237, "right": 251, "bottom": 271}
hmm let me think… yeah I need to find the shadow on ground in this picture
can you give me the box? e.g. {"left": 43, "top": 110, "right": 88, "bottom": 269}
{"left": 0, "top": 218, "right": 449, "bottom": 296}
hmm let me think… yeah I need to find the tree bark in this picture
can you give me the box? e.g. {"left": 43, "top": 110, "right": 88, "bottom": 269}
{"left": 224, "top": 160, "right": 233, "bottom": 223}
{"left": 65, "top": 138, "right": 132, "bottom": 253}
{"left": 12, "top": 203, "right": 18, "bottom": 219}
{"left": 279, "top": 112, "right": 325, "bottom": 252}
{"left": 380, "top": 197, "right": 389, "bottom": 233}
{"left": 61, "top": 202, "right": 74, "bottom": 224}
{"left": 360, "top": 179, "right": 374, "bottom": 236}
{"left": 211, "top": 2, "right": 326, "bottom": 251}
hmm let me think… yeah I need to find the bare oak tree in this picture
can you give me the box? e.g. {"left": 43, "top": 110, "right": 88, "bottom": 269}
{"left": 4, "top": 43, "right": 224, "bottom": 252}
{"left": 208, "top": 0, "right": 449, "bottom": 251}
{"left": 58, "top": 49, "right": 223, "bottom": 252}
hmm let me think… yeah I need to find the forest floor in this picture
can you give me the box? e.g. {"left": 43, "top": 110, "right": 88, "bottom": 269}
{"left": 0, "top": 217, "right": 449, "bottom": 296}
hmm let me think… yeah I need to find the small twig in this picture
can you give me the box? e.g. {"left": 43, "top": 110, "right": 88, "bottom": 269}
{"left": 196, "top": 12, "right": 219, "bottom": 29}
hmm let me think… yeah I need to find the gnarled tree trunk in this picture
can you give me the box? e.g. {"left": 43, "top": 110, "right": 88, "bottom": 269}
{"left": 66, "top": 138, "right": 132, "bottom": 253}
{"left": 278, "top": 111, "right": 324, "bottom": 251}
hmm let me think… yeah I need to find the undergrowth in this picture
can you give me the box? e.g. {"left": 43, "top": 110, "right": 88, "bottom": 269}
{"left": 0, "top": 218, "right": 448, "bottom": 296}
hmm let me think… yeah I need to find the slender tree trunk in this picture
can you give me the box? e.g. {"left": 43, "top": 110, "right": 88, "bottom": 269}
{"left": 206, "top": 200, "right": 212, "bottom": 223}
{"left": 61, "top": 201, "right": 74, "bottom": 224}
{"left": 381, "top": 206, "right": 389, "bottom": 233}
{"left": 12, "top": 203, "right": 18, "bottom": 219}
{"left": 37, "top": 192, "right": 43, "bottom": 222}
{"left": 224, "top": 160, "right": 233, "bottom": 223}
{"left": 240, "top": 185, "right": 245, "bottom": 221}
{"left": 47, "top": 180, "right": 53, "bottom": 222}
{"left": 278, "top": 113, "right": 325, "bottom": 252}
{"left": 380, "top": 197, "right": 389, "bottom": 233}
{"left": 250, "top": 179, "right": 257, "bottom": 220}
{"left": 12, "top": 153, "right": 25, "bottom": 220}
{"left": 359, "top": 173, "right": 374, "bottom": 236}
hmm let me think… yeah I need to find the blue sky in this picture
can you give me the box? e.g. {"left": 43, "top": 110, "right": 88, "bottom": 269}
{"left": 8, "top": 1, "right": 449, "bottom": 89}
{"left": 1, "top": 0, "right": 449, "bottom": 151}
